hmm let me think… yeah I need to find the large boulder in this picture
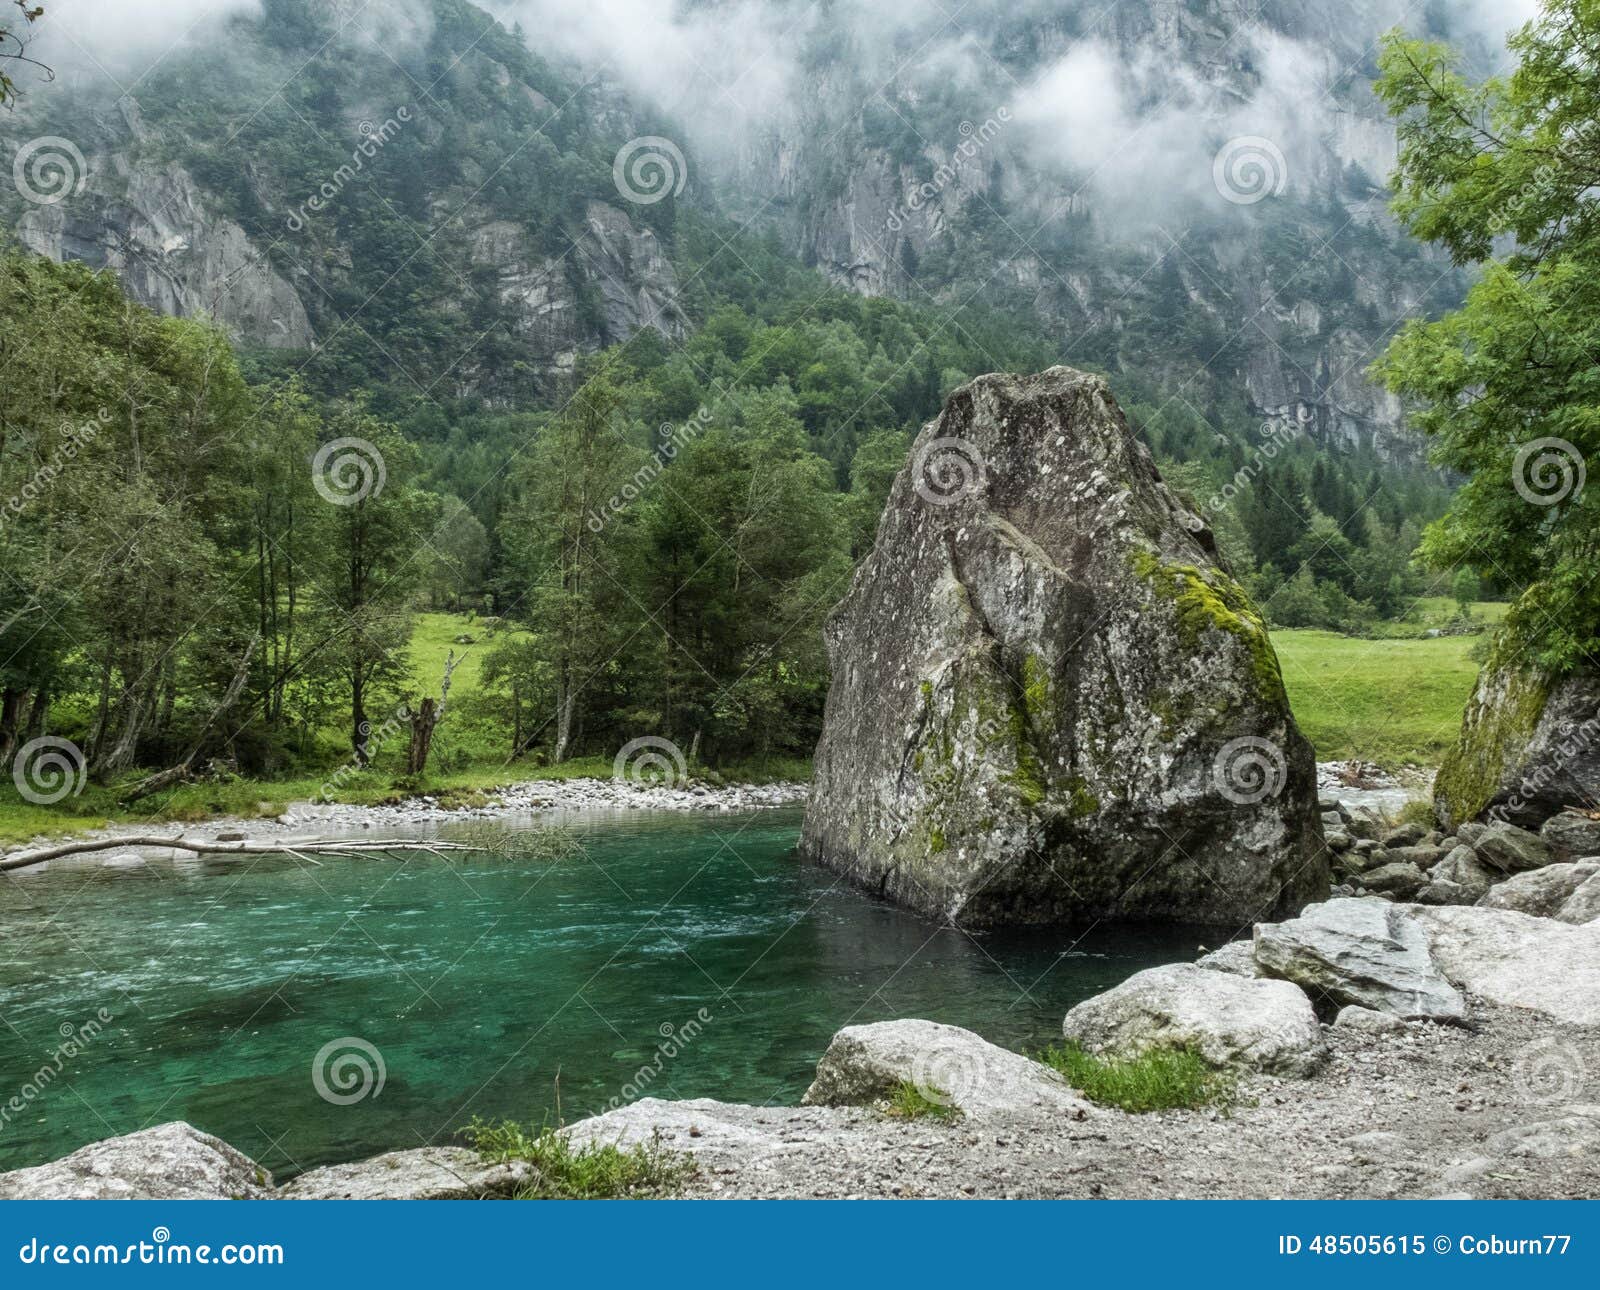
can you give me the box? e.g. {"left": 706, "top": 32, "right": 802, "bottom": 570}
{"left": 1252, "top": 898, "right": 1468, "bottom": 1022}
{"left": 1059, "top": 963, "right": 1325, "bottom": 1076}
{"left": 1401, "top": 904, "right": 1600, "bottom": 1025}
{"left": 800, "top": 367, "right": 1324, "bottom": 926}
{"left": 801, "top": 1019, "right": 1089, "bottom": 1118}
{"left": 0, "top": 1123, "right": 271, "bottom": 1200}
{"left": 1434, "top": 646, "right": 1600, "bottom": 830}
{"left": 1478, "top": 861, "right": 1600, "bottom": 919}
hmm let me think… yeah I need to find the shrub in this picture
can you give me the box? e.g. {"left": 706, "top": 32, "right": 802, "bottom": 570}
{"left": 1036, "top": 1043, "right": 1233, "bottom": 1113}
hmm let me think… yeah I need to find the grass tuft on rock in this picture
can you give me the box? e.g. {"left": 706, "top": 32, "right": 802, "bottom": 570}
{"left": 1037, "top": 1042, "right": 1233, "bottom": 1114}
{"left": 463, "top": 1118, "right": 694, "bottom": 1199}
{"left": 883, "top": 1080, "right": 963, "bottom": 1122}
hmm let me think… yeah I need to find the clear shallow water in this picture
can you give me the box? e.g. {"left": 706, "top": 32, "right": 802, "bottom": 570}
{"left": 0, "top": 807, "right": 1211, "bottom": 1178}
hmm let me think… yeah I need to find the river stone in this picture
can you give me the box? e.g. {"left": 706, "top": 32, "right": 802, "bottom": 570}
{"left": 802, "top": 1019, "right": 1090, "bottom": 1118}
{"left": 1542, "top": 812, "right": 1600, "bottom": 860}
{"left": 1477, "top": 861, "right": 1600, "bottom": 919}
{"left": 0, "top": 1122, "right": 271, "bottom": 1199}
{"left": 1400, "top": 904, "right": 1600, "bottom": 1025}
{"left": 1059, "top": 963, "right": 1324, "bottom": 1076}
{"left": 1354, "top": 861, "right": 1426, "bottom": 899}
{"left": 1391, "top": 844, "right": 1448, "bottom": 871}
{"left": 1333, "top": 1005, "right": 1405, "bottom": 1034}
{"left": 1473, "top": 821, "right": 1554, "bottom": 874}
{"left": 1556, "top": 874, "right": 1600, "bottom": 924}
{"left": 799, "top": 367, "right": 1324, "bottom": 926}
{"left": 281, "top": 1147, "right": 534, "bottom": 1200}
{"left": 1434, "top": 658, "right": 1600, "bottom": 830}
{"left": 1380, "top": 822, "right": 1427, "bottom": 848}
{"left": 1414, "top": 877, "right": 1474, "bottom": 907}
{"left": 1430, "top": 845, "right": 1497, "bottom": 901}
{"left": 1252, "top": 898, "right": 1468, "bottom": 1022}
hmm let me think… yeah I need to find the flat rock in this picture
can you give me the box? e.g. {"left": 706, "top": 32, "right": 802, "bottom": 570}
{"left": 1556, "top": 874, "right": 1600, "bottom": 924}
{"left": 1478, "top": 861, "right": 1600, "bottom": 918}
{"left": 1401, "top": 904, "right": 1600, "bottom": 1025}
{"left": 0, "top": 1122, "right": 271, "bottom": 1200}
{"left": 1390, "top": 844, "right": 1448, "bottom": 871}
{"left": 802, "top": 1019, "right": 1090, "bottom": 1118}
{"left": 1252, "top": 897, "right": 1468, "bottom": 1022}
{"left": 1060, "top": 962, "right": 1324, "bottom": 1076}
{"left": 1473, "top": 821, "right": 1554, "bottom": 874}
{"left": 280, "top": 1146, "right": 533, "bottom": 1200}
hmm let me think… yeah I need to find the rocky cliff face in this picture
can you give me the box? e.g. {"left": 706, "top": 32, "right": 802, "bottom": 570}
{"left": 713, "top": 0, "right": 1457, "bottom": 458}
{"left": 1, "top": 7, "right": 687, "bottom": 398}
{"left": 17, "top": 151, "right": 314, "bottom": 349}
{"left": 799, "top": 366, "right": 1326, "bottom": 926}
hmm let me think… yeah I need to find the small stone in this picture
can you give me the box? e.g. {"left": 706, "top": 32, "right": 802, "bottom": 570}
{"left": 1381, "top": 822, "right": 1427, "bottom": 848}
{"left": 1355, "top": 861, "right": 1426, "bottom": 899}
{"left": 1334, "top": 1005, "right": 1404, "bottom": 1034}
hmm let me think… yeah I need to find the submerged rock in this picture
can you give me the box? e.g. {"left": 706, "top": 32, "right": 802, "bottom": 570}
{"left": 1252, "top": 898, "right": 1468, "bottom": 1022}
{"left": 1060, "top": 962, "right": 1325, "bottom": 1076}
{"left": 0, "top": 1122, "right": 271, "bottom": 1200}
{"left": 802, "top": 1019, "right": 1089, "bottom": 1118}
{"left": 800, "top": 367, "right": 1324, "bottom": 926}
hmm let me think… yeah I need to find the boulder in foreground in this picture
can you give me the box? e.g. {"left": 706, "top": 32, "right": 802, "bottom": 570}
{"left": 1252, "top": 897, "right": 1468, "bottom": 1022}
{"left": 281, "top": 1147, "right": 533, "bottom": 1200}
{"left": 800, "top": 367, "right": 1324, "bottom": 926}
{"left": 802, "top": 1019, "right": 1090, "bottom": 1118}
{"left": 1060, "top": 962, "right": 1325, "bottom": 1076}
{"left": 1401, "top": 904, "right": 1600, "bottom": 1025}
{"left": 0, "top": 1123, "right": 271, "bottom": 1200}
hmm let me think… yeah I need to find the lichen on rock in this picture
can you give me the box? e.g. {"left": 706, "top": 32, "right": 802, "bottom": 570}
{"left": 799, "top": 366, "right": 1325, "bottom": 926}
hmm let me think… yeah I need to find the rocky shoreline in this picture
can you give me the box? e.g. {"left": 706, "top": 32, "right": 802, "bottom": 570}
{"left": 4, "top": 888, "right": 1595, "bottom": 1201}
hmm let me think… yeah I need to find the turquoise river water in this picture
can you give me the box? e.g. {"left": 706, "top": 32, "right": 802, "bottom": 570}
{"left": 0, "top": 807, "right": 1213, "bottom": 1178}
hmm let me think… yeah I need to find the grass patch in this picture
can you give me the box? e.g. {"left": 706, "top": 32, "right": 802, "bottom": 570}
{"left": 463, "top": 1118, "right": 694, "bottom": 1199}
{"left": 883, "top": 1080, "right": 963, "bottom": 1122}
{"left": 1270, "top": 627, "right": 1484, "bottom": 768}
{"left": 1037, "top": 1042, "right": 1233, "bottom": 1114}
